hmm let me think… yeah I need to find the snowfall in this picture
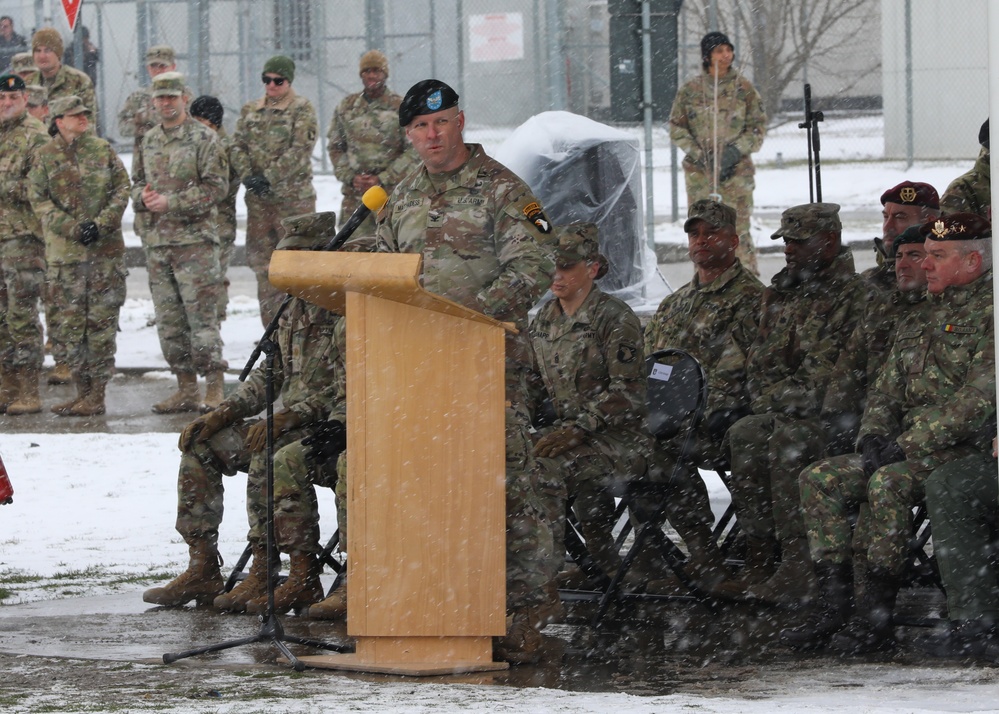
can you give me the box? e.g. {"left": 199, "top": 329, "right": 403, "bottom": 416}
{"left": 2, "top": 113, "right": 999, "bottom": 712}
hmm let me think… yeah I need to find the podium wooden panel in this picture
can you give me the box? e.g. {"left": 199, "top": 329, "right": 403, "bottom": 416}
{"left": 269, "top": 251, "right": 510, "bottom": 675}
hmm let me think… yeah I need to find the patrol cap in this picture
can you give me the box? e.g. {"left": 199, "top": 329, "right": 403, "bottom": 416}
{"left": 151, "top": 71, "right": 185, "bottom": 97}
{"left": 920, "top": 212, "right": 992, "bottom": 241}
{"left": 892, "top": 225, "right": 925, "bottom": 251}
{"left": 880, "top": 181, "right": 939, "bottom": 210}
{"left": 554, "top": 222, "right": 609, "bottom": 279}
{"left": 684, "top": 198, "right": 737, "bottom": 232}
{"left": 145, "top": 45, "right": 176, "bottom": 65}
{"left": 49, "top": 95, "right": 89, "bottom": 118}
{"left": 771, "top": 202, "right": 842, "bottom": 241}
{"left": 10, "top": 52, "right": 35, "bottom": 74}
{"left": 0, "top": 73, "right": 25, "bottom": 92}
{"left": 399, "top": 79, "right": 459, "bottom": 127}
{"left": 277, "top": 212, "right": 338, "bottom": 250}
{"left": 360, "top": 50, "right": 388, "bottom": 75}
{"left": 25, "top": 84, "right": 46, "bottom": 106}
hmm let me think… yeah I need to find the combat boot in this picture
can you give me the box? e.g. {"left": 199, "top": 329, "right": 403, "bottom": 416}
{"left": 302, "top": 583, "right": 348, "bottom": 620}
{"left": 828, "top": 566, "right": 899, "bottom": 654}
{"left": 493, "top": 608, "right": 545, "bottom": 665}
{"left": 745, "top": 536, "right": 818, "bottom": 604}
{"left": 0, "top": 368, "right": 19, "bottom": 413}
{"left": 246, "top": 551, "right": 324, "bottom": 615}
{"left": 152, "top": 372, "right": 200, "bottom": 414}
{"left": 6, "top": 367, "right": 42, "bottom": 415}
{"left": 65, "top": 379, "right": 107, "bottom": 417}
{"left": 47, "top": 362, "right": 72, "bottom": 385}
{"left": 710, "top": 535, "right": 778, "bottom": 599}
{"left": 780, "top": 561, "right": 853, "bottom": 649}
{"left": 51, "top": 376, "right": 89, "bottom": 416}
{"left": 143, "top": 540, "right": 224, "bottom": 607}
{"left": 213, "top": 544, "right": 272, "bottom": 612}
{"left": 200, "top": 370, "right": 226, "bottom": 413}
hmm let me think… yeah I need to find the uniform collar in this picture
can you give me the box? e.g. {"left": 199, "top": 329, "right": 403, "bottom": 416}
{"left": 691, "top": 259, "right": 746, "bottom": 293}
{"left": 256, "top": 86, "right": 297, "bottom": 111}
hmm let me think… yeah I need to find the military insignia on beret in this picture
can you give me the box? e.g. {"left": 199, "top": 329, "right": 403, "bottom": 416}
{"left": 5, "top": 77, "right": 14, "bottom": 89}
{"left": 930, "top": 219, "right": 966, "bottom": 238}
{"left": 899, "top": 187, "right": 917, "bottom": 203}
{"left": 426, "top": 89, "right": 442, "bottom": 111}
{"left": 523, "top": 201, "right": 551, "bottom": 233}
{"left": 617, "top": 343, "right": 637, "bottom": 363}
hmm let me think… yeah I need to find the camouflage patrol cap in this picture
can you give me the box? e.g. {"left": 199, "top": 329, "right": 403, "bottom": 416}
{"left": 277, "top": 212, "right": 338, "bottom": 250}
{"left": 399, "top": 79, "right": 459, "bottom": 126}
{"left": 919, "top": 212, "right": 992, "bottom": 241}
{"left": 0, "top": 73, "right": 25, "bottom": 92}
{"left": 10, "top": 52, "right": 35, "bottom": 74}
{"left": 771, "top": 202, "right": 842, "bottom": 241}
{"left": 49, "top": 95, "right": 89, "bottom": 118}
{"left": 554, "top": 222, "right": 609, "bottom": 279}
{"left": 880, "top": 180, "right": 939, "bottom": 210}
{"left": 359, "top": 50, "right": 388, "bottom": 75}
{"left": 145, "top": 45, "right": 176, "bottom": 64}
{"left": 892, "top": 225, "right": 925, "bottom": 251}
{"left": 25, "top": 84, "right": 46, "bottom": 106}
{"left": 151, "top": 71, "right": 185, "bottom": 97}
{"left": 684, "top": 199, "right": 737, "bottom": 232}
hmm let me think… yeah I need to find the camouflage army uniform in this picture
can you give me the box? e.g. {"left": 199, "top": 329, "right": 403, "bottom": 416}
{"left": 643, "top": 260, "right": 762, "bottom": 555}
{"left": 940, "top": 147, "right": 990, "bottom": 218}
{"left": 727, "top": 247, "right": 867, "bottom": 556}
{"left": 231, "top": 90, "right": 317, "bottom": 326}
{"left": 801, "top": 271, "right": 995, "bottom": 576}
{"left": 529, "top": 285, "right": 651, "bottom": 579}
{"left": 27, "top": 131, "right": 129, "bottom": 384}
{"left": 669, "top": 69, "right": 767, "bottom": 273}
{"left": 327, "top": 88, "right": 415, "bottom": 246}
{"left": 0, "top": 110, "right": 48, "bottom": 376}
{"left": 131, "top": 115, "right": 228, "bottom": 377}
{"left": 26, "top": 64, "right": 95, "bottom": 119}
{"left": 177, "top": 298, "right": 341, "bottom": 551}
{"left": 376, "top": 142, "right": 556, "bottom": 610}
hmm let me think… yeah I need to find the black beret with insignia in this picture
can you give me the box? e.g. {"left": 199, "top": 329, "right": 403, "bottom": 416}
{"left": 399, "top": 79, "right": 459, "bottom": 127}
{"left": 0, "top": 73, "right": 25, "bottom": 92}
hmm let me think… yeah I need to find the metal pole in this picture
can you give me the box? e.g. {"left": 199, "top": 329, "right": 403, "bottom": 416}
{"left": 904, "top": 0, "right": 914, "bottom": 168}
{"left": 456, "top": 0, "right": 464, "bottom": 97}
{"left": 317, "top": 0, "right": 329, "bottom": 173}
{"left": 546, "top": 0, "right": 567, "bottom": 110}
{"left": 366, "top": 0, "right": 385, "bottom": 51}
{"left": 708, "top": 0, "right": 718, "bottom": 31}
{"left": 672, "top": 2, "right": 684, "bottom": 225}
{"left": 641, "top": 0, "right": 655, "bottom": 264}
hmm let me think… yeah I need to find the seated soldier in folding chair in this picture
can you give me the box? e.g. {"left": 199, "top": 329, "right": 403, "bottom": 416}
{"left": 784, "top": 213, "right": 995, "bottom": 654}
{"left": 528, "top": 223, "right": 651, "bottom": 591}
{"left": 642, "top": 199, "right": 763, "bottom": 593}
{"left": 143, "top": 213, "right": 342, "bottom": 612}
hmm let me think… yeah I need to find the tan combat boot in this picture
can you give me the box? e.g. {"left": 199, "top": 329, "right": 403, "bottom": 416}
{"left": 51, "top": 376, "right": 89, "bottom": 416}
{"left": 65, "top": 379, "right": 107, "bottom": 417}
{"left": 709, "top": 535, "right": 778, "bottom": 600}
{"left": 200, "top": 370, "right": 226, "bottom": 413}
{"left": 47, "top": 362, "right": 72, "bottom": 385}
{"left": 6, "top": 367, "right": 42, "bottom": 415}
{"left": 143, "top": 540, "right": 224, "bottom": 607}
{"left": 0, "top": 368, "right": 20, "bottom": 413}
{"left": 745, "top": 536, "right": 818, "bottom": 605}
{"left": 214, "top": 544, "right": 273, "bottom": 612}
{"left": 152, "top": 372, "right": 200, "bottom": 414}
{"left": 302, "top": 583, "right": 348, "bottom": 620}
{"left": 494, "top": 607, "right": 545, "bottom": 665}
{"left": 247, "top": 551, "right": 324, "bottom": 615}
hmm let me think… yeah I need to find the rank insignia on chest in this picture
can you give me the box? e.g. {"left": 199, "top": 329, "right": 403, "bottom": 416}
{"left": 523, "top": 201, "right": 552, "bottom": 234}
{"left": 941, "top": 324, "right": 976, "bottom": 334}
{"left": 427, "top": 209, "right": 444, "bottom": 228}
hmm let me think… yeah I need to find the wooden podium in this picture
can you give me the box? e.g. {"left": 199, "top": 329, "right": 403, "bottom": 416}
{"left": 269, "top": 251, "right": 511, "bottom": 675}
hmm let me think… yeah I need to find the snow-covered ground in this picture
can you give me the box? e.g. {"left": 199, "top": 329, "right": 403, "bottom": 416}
{"left": 0, "top": 114, "right": 995, "bottom": 712}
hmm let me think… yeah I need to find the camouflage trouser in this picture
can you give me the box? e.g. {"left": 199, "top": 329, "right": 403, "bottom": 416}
{"left": 0, "top": 235, "right": 45, "bottom": 370}
{"left": 176, "top": 420, "right": 311, "bottom": 548}
{"left": 684, "top": 167, "right": 758, "bottom": 274}
{"left": 270, "top": 436, "right": 337, "bottom": 556}
{"left": 925, "top": 451, "right": 999, "bottom": 621}
{"left": 799, "top": 444, "right": 981, "bottom": 575}
{"left": 217, "top": 222, "right": 237, "bottom": 322}
{"left": 649, "top": 432, "right": 726, "bottom": 548}
{"left": 46, "top": 259, "right": 126, "bottom": 382}
{"left": 43, "top": 274, "right": 65, "bottom": 364}
{"left": 726, "top": 413, "right": 826, "bottom": 545}
{"left": 145, "top": 242, "right": 225, "bottom": 376}
{"left": 245, "top": 196, "right": 315, "bottom": 327}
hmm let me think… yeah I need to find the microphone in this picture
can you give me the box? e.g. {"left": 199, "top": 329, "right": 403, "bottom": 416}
{"left": 318, "top": 185, "right": 390, "bottom": 251}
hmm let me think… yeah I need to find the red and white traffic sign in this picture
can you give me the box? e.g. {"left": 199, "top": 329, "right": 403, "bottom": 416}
{"left": 61, "top": 0, "right": 83, "bottom": 31}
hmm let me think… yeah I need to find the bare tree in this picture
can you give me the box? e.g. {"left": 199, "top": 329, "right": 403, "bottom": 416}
{"left": 682, "top": 0, "right": 881, "bottom": 122}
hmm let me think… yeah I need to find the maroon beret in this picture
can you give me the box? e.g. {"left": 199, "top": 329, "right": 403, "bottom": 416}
{"left": 880, "top": 181, "right": 939, "bottom": 210}
{"left": 920, "top": 212, "right": 991, "bottom": 241}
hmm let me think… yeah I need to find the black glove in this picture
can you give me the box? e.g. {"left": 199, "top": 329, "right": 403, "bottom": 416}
{"left": 243, "top": 175, "right": 272, "bottom": 196}
{"left": 705, "top": 406, "right": 751, "bottom": 441}
{"left": 302, "top": 420, "right": 347, "bottom": 465}
{"left": 77, "top": 220, "right": 101, "bottom": 246}
{"left": 718, "top": 143, "right": 742, "bottom": 182}
{"left": 860, "top": 434, "right": 904, "bottom": 478}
